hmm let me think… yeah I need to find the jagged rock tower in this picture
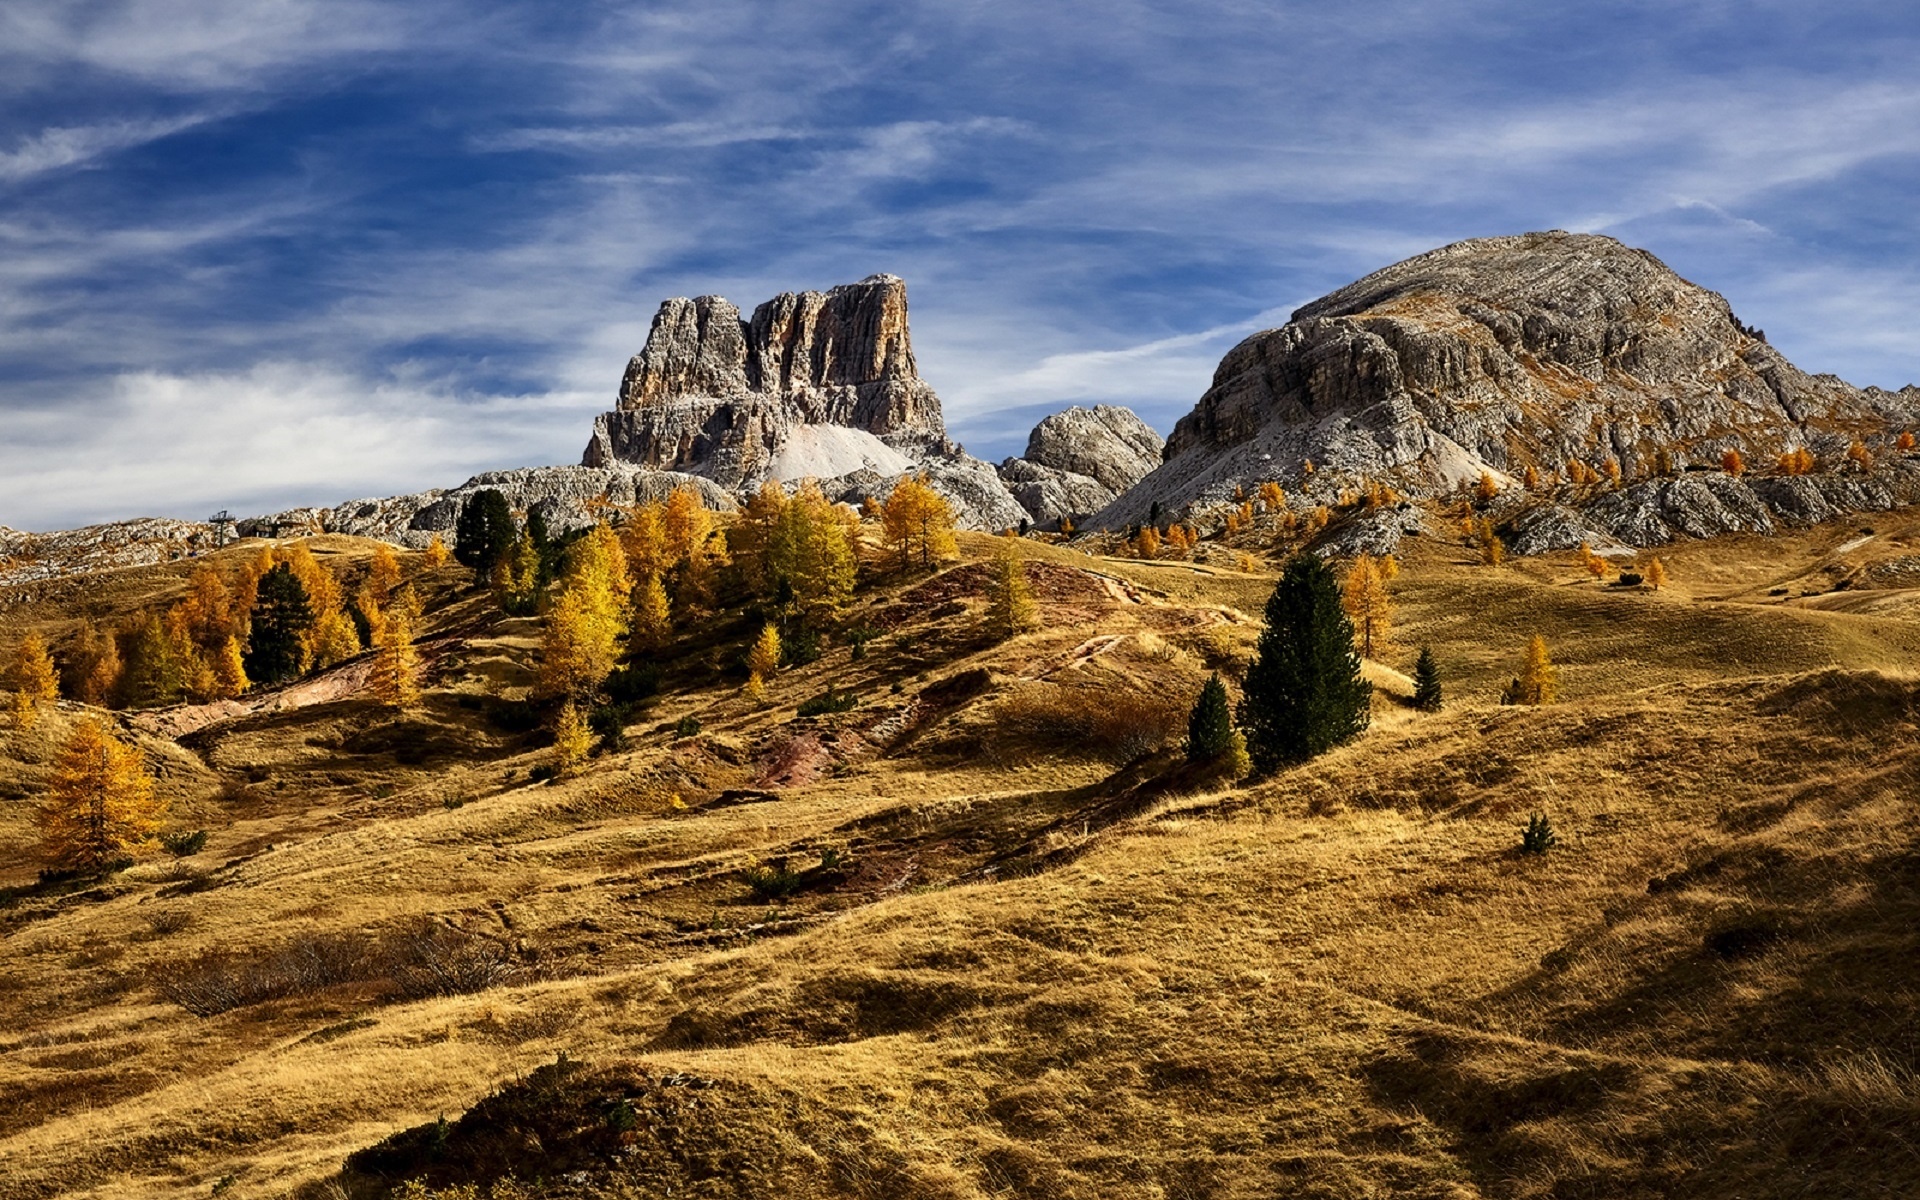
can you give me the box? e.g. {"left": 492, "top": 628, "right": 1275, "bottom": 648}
{"left": 583, "top": 275, "right": 954, "bottom": 486}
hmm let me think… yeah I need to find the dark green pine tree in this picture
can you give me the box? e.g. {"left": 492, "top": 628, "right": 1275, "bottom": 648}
{"left": 244, "top": 563, "right": 313, "bottom": 686}
{"left": 1186, "top": 672, "right": 1235, "bottom": 763}
{"left": 1238, "top": 554, "right": 1372, "bottom": 771}
{"left": 452, "top": 489, "right": 516, "bottom": 583}
{"left": 1412, "top": 644, "right": 1444, "bottom": 712}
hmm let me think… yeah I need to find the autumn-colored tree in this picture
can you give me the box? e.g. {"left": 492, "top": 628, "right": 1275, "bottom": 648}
{"left": 1645, "top": 557, "right": 1668, "bottom": 590}
{"left": 769, "top": 482, "right": 858, "bottom": 625}
{"left": 729, "top": 481, "right": 789, "bottom": 595}
{"left": 66, "top": 622, "right": 122, "bottom": 707}
{"left": 1478, "top": 518, "right": 1504, "bottom": 567}
{"left": 860, "top": 495, "right": 883, "bottom": 520}
{"left": 1722, "top": 449, "right": 1746, "bottom": 476}
{"left": 368, "top": 544, "right": 402, "bottom": 603}
{"left": 423, "top": 534, "right": 452, "bottom": 569}
{"left": 1506, "top": 635, "right": 1557, "bottom": 706}
{"left": 1522, "top": 464, "right": 1541, "bottom": 491}
{"left": 175, "top": 567, "right": 235, "bottom": 654}
{"left": 881, "top": 475, "right": 958, "bottom": 571}
{"left": 631, "top": 572, "right": 672, "bottom": 652}
{"left": 621, "top": 500, "right": 672, "bottom": 581}
{"left": 1341, "top": 553, "right": 1392, "bottom": 658}
{"left": 308, "top": 608, "right": 363, "bottom": 670}
{"left": 10, "top": 633, "right": 58, "bottom": 729}
{"left": 1307, "top": 506, "right": 1331, "bottom": 533}
{"left": 367, "top": 608, "right": 419, "bottom": 709}
{"left": 536, "top": 524, "right": 631, "bottom": 703}
{"left": 1602, "top": 458, "right": 1623, "bottom": 486}
{"left": 212, "top": 636, "right": 250, "bottom": 699}
{"left": 37, "top": 718, "right": 164, "bottom": 874}
{"left": 551, "top": 699, "right": 592, "bottom": 776}
{"left": 1579, "top": 542, "right": 1609, "bottom": 583}
{"left": 1476, "top": 471, "right": 1499, "bottom": 502}
{"left": 1302, "top": 459, "right": 1316, "bottom": 476}
{"left": 1778, "top": 447, "right": 1815, "bottom": 475}
{"left": 1236, "top": 552, "right": 1258, "bottom": 573}
{"left": 663, "top": 485, "right": 711, "bottom": 567}
{"left": 1259, "top": 481, "right": 1286, "bottom": 511}
{"left": 1223, "top": 511, "right": 1242, "bottom": 535}
{"left": 985, "top": 538, "right": 1038, "bottom": 640}
{"left": 1059, "top": 516, "right": 1075, "bottom": 537}
{"left": 1846, "top": 440, "right": 1874, "bottom": 472}
{"left": 744, "top": 622, "right": 781, "bottom": 702}
{"left": 119, "top": 615, "right": 189, "bottom": 708}
{"left": 1136, "top": 524, "right": 1162, "bottom": 558}
{"left": 1899, "top": 431, "right": 1916, "bottom": 452}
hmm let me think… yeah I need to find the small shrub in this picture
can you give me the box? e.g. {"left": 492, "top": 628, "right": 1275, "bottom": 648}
{"left": 1616, "top": 571, "right": 1644, "bottom": 587}
{"left": 588, "top": 702, "right": 635, "bottom": 752}
{"left": 160, "top": 829, "right": 208, "bottom": 857}
{"left": 603, "top": 663, "right": 660, "bottom": 705}
{"left": 673, "top": 714, "right": 702, "bottom": 738}
{"left": 781, "top": 629, "right": 822, "bottom": 667}
{"left": 741, "top": 857, "right": 806, "bottom": 901}
{"left": 527, "top": 764, "right": 558, "bottom": 784}
{"left": 442, "top": 795, "right": 467, "bottom": 810}
{"left": 1521, "top": 813, "right": 1558, "bottom": 854}
{"left": 796, "top": 685, "right": 859, "bottom": 718}
{"left": 845, "top": 626, "right": 878, "bottom": 661}
{"left": 145, "top": 909, "right": 193, "bottom": 937}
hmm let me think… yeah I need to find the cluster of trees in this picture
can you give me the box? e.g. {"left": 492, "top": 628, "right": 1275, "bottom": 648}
{"left": 26, "top": 542, "right": 422, "bottom": 714}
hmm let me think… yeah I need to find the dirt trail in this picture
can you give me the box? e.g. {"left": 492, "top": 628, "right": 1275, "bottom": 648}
{"left": 128, "top": 637, "right": 458, "bottom": 740}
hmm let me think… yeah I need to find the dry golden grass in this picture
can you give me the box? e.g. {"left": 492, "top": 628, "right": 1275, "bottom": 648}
{"left": 1, "top": 514, "right": 1918, "bottom": 1197}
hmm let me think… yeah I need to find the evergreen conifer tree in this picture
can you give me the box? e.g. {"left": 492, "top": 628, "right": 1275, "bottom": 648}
{"left": 1412, "top": 644, "right": 1443, "bottom": 712}
{"left": 453, "top": 489, "right": 516, "bottom": 583}
{"left": 244, "top": 563, "right": 313, "bottom": 686}
{"left": 1186, "top": 673, "right": 1234, "bottom": 763}
{"left": 1238, "top": 555, "right": 1372, "bottom": 771}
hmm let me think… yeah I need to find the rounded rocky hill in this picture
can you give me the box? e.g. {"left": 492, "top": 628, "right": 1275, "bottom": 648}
{"left": 1099, "top": 231, "right": 1920, "bottom": 537}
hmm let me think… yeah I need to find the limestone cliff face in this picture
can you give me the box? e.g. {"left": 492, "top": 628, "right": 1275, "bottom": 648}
{"left": 585, "top": 274, "right": 950, "bottom": 486}
{"left": 1101, "top": 231, "right": 1920, "bottom": 545}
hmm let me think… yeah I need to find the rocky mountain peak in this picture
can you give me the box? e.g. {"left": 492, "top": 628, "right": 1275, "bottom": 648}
{"left": 1104, "top": 231, "right": 1920, "bottom": 547}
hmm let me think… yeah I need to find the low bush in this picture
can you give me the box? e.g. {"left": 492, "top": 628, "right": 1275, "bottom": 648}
{"left": 781, "top": 629, "right": 822, "bottom": 667}
{"left": 796, "top": 685, "right": 859, "bottom": 718}
{"left": 1521, "top": 813, "right": 1558, "bottom": 854}
{"left": 159, "top": 829, "right": 208, "bottom": 857}
{"left": 673, "top": 714, "right": 702, "bottom": 738}
{"left": 741, "top": 857, "right": 806, "bottom": 902}
{"left": 603, "top": 663, "right": 660, "bottom": 705}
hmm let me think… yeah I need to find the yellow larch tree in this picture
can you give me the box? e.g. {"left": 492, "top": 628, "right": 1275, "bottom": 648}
{"left": 769, "top": 482, "right": 857, "bottom": 625}
{"left": 744, "top": 622, "right": 781, "bottom": 702}
{"left": 70, "top": 622, "right": 122, "bottom": 707}
{"left": 1846, "top": 440, "right": 1874, "bottom": 472}
{"left": 11, "top": 632, "right": 59, "bottom": 729}
{"left": 984, "top": 537, "right": 1038, "bottom": 640}
{"left": 1722, "top": 449, "right": 1746, "bottom": 476}
{"left": 1645, "top": 557, "right": 1668, "bottom": 590}
{"left": 1899, "top": 431, "right": 1916, "bottom": 452}
{"left": 37, "top": 718, "right": 165, "bottom": 874}
{"left": 1259, "top": 481, "right": 1286, "bottom": 511}
{"left": 423, "top": 534, "right": 452, "bottom": 568}
{"left": 1515, "top": 635, "right": 1557, "bottom": 705}
{"left": 631, "top": 572, "right": 672, "bottom": 653}
{"left": 1341, "top": 554, "right": 1392, "bottom": 659}
{"left": 1136, "top": 524, "right": 1161, "bottom": 558}
{"left": 1476, "top": 471, "right": 1499, "bottom": 501}
{"left": 551, "top": 699, "right": 592, "bottom": 776}
{"left": 367, "top": 607, "right": 419, "bottom": 709}
{"left": 621, "top": 500, "right": 673, "bottom": 582}
{"left": 881, "top": 475, "right": 958, "bottom": 571}
{"left": 663, "top": 485, "right": 711, "bottom": 566}
{"left": 729, "top": 481, "right": 790, "bottom": 595}
{"left": 213, "top": 635, "right": 250, "bottom": 699}
{"left": 368, "top": 544, "right": 402, "bottom": 603}
{"left": 1478, "top": 518, "right": 1505, "bottom": 566}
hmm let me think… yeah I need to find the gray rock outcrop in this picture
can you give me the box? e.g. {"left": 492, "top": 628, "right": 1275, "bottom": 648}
{"left": 995, "top": 405, "right": 1164, "bottom": 526}
{"left": 1098, "top": 231, "right": 1920, "bottom": 547}
{"left": 582, "top": 273, "right": 1041, "bottom": 530}
{"left": 582, "top": 274, "right": 952, "bottom": 485}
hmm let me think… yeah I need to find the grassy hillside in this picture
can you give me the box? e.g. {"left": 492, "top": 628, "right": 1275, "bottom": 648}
{"left": 0, "top": 510, "right": 1916, "bottom": 1199}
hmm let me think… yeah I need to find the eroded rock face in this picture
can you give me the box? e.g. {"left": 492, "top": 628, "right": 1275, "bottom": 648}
{"left": 1100, "top": 231, "right": 1920, "bottom": 546}
{"left": 585, "top": 274, "right": 951, "bottom": 486}
{"left": 995, "top": 405, "right": 1164, "bottom": 526}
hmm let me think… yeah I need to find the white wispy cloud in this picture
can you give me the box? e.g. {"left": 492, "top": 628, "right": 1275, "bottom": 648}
{"left": 0, "top": 113, "right": 216, "bottom": 182}
{"left": 0, "top": 363, "right": 601, "bottom": 531}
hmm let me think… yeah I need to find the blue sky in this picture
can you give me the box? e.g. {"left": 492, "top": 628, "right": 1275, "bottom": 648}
{"left": 3, "top": 1, "right": 1918, "bottom": 530}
